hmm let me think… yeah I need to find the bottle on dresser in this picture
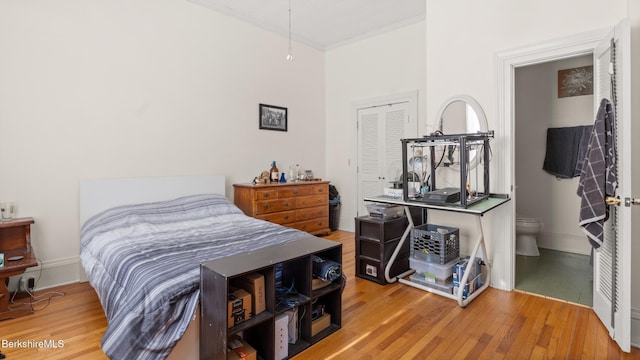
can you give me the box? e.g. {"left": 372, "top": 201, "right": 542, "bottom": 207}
{"left": 270, "top": 161, "right": 280, "bottom": 183}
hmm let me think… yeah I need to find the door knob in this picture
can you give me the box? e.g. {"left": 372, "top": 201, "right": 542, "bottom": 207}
{"left": 606, "top": 196, "right": 621, "bottom": 206}
{"left": 606, "top": 196, "right": 640, "bottom": 207}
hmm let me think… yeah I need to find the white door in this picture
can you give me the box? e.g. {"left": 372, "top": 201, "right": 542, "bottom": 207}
{"left": 592, "top": 19, "right": 631, "bottom": 352}
{"left": 356, "top": 101, "right": 414, "bottom": 216}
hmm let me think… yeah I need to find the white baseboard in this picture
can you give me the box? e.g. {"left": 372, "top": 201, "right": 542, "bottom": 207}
{"left": 7, "top": 256, "right": 85, "bottom": 292}
{"left": 537, "top": 232, "right": 591, "bottom": 255}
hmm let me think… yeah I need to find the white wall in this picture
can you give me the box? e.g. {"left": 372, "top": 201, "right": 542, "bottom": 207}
{"left": 325, "top": 20, "right": 426, "bottom": 231}
{"left": 515, "top": 55, "right": 593, "bottom": 255}
{"left": 0, "top": 0, "right": 326, "bottom": 288}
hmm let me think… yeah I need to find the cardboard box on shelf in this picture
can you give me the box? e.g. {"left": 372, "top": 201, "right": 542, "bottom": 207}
{"left": 235, "top": 272, "right": 266, "bottom": 315}
{"left": 452, "top": 256, "right": 481, "bottom": 284}
{"left": 227, "top": 336, "right": 257, "bottom": 360}
{"left": 311, "top": 312, "right": 331, "bottom": 337}
{"left": 227, "top": 288, "right": 252, "bottom": 328}
{"left": 275, "top": 313, "right": 289, "bottom": 360}
{"left": 453, "top": 273, "right": 482, "bottom": 300}
{"left": 312, "top": 277, "right": 332, "bottom": 291}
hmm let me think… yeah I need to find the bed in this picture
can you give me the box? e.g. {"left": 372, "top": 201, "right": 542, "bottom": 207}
{"left": 79, "top": 175, "right": 315, "bottom": 360}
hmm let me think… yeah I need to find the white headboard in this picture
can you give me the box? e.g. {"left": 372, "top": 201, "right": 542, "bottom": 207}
{"left": 79, "top": 175, "right": 226, "bottom": 226}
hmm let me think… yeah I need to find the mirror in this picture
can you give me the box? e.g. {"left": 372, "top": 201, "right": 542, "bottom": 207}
{"left": 437, "top": 94, "right": 487, "bottom": 136}
{"left": 436, "top": 95, "right": 488, "bottom": 171}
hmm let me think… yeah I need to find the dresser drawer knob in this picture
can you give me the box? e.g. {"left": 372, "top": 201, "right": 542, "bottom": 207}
{"left": 263, "top": 204, "right": 270, "bottom": 210}
{"left": 263, "top": 193, "right": 270, "bottom": 198}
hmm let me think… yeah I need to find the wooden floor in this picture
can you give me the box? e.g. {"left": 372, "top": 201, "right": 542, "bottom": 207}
{"left": 1, "top": 230, "right": 639, "bottom": 359}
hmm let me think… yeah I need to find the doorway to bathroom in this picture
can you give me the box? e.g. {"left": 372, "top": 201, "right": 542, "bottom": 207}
{"left": 500, "top": 20, "right": 632, "bottom": 351}
{"left": 513, "top": 54, "right": 594, "bottom": 306}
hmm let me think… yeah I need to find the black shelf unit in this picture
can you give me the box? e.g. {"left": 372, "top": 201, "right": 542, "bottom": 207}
{"left": 355, "top": 215, "right": 411, "bottom": 284}
{"left": 200, "top": 237, "right": 342, "bottom": 360}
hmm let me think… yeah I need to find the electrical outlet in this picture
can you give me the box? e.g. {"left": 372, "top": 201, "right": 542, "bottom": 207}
{"left": 19, "top": 276, "right": 35, "bottom": 291}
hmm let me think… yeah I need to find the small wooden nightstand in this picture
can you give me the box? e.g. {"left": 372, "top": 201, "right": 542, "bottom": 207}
{"left": 0, "top": 217, "right": 37, "bottom": 321}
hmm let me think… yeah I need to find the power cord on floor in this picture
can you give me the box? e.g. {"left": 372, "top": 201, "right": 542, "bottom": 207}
{"left": 9, "top": 287, "right": 65, "bottom": 312}
{"left": 9, "top": 257, "right": 65, "bottom": 312}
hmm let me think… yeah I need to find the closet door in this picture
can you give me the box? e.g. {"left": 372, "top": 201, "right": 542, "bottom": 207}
{"left": 356, "top": 102, "right": 412, "bottom": 216}
{"left": 592, "top": 19, "right": 631, "bottom": 352}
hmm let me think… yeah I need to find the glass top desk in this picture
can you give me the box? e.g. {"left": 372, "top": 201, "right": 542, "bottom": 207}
{"left": 364, "top": 194, "right": 510, "bottom": 307}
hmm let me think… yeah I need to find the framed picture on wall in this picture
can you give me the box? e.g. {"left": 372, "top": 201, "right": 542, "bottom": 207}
{"left": 558, "top": 65, "right": 593, "bottom": 98}
{"left": 259, "top": 104, "right": 288, "bottom": 131}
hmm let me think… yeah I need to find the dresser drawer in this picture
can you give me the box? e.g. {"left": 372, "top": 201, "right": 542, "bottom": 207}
{"left": 278, "top": 186, "right": 312, "bottom": 197}
{"left": 295, "top": 195, "right": 326, "bottom": 209}
{"left": 255, "top": 189, "right": 278, "bottom": 200}
{"left": 296, "top": 206, "right": 328, "bottom": 222}
{"left": 355, "top": 216, "right": 408, "bottom": 242}
{"left": 356, "top": 254, "right": 409, "bottom": 285}
{"left": 257, "top": 210, "right": 296, "bottom": 225}
{"left": 294, "top": 218, "right": 329, "bottom": 233}
{"left": 357, "top": 237, "right": 410, "bottom": 262}
{"left": 310, "top": 184, "right": 328, "bottom": 195}
{"left": 255, "top": 199, "right": 294, "bottom": 215}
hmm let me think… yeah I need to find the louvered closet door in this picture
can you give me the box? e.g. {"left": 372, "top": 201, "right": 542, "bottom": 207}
{"left": 356, "top": 102, "right": 411, "bottom": 217}
{"left": 592, "top": 19, "right": 631, "bottom": 352}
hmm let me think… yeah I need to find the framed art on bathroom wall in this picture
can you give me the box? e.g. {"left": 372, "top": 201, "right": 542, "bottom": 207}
{"left": 557, "top": 65, "right": 593, "bottom": 98}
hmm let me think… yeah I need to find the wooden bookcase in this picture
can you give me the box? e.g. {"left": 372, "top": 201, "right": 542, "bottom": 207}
{"left": 200, "top": 237, "right": 342, "bottom": 360}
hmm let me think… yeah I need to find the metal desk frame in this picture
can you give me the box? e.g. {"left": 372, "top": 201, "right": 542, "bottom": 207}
{"left": 364, "top": 195, "right": 510, "bottom": 307}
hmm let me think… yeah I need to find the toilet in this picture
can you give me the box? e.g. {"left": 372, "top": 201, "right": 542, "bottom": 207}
{"left": 515, "top": 216, "right": 542, "bottom": 256}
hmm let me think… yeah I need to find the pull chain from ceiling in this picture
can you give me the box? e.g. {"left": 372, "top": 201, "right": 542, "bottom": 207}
{"left": 286, "top": 0, "right": 293, "bottom": 61}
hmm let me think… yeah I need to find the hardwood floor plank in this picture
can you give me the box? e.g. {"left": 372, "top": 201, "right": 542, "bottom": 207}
{"left": 546, "top": 300, "right": 573, "bottom": 358}
{"left": 569, "top": 306, "right": 590, "bottom": 357}
{"left": 0, "top": 230, "right": 638, "bottom": 360}
{"left": 513, "top": 295, "right": 552, "bottom": 358}
{"left": 464, "top": 332, "right": 493, "bottom": 360}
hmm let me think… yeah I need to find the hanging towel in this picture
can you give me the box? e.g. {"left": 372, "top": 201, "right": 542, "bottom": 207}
{"left": 574, "top": 125, "right": 593, "bottom": 175}
{"left": 577, "top": 99, "right": 617, "bottom": 249}
{"left": 542, "top": 125, "right": 592, "bottom": 178}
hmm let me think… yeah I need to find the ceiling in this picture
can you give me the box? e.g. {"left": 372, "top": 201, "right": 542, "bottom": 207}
{"left": 187, "top": 0, "right": 426, "bottom": 51}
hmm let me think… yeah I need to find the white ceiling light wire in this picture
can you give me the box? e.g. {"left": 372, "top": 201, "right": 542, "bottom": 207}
{"left": 286, "top": 0, "right": 293, "bottom": 61}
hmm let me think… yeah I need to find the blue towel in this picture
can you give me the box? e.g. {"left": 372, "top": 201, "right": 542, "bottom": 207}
{"left": 543, "top": 125, "right": 592, "bottom": 179}
{"left": 312, "top": 256, "right": 341, "bottom": 282}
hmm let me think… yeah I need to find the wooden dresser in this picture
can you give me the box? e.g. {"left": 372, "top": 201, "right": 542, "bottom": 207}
{"left": 233, "top": 181, "right": 331, "bottom": 236}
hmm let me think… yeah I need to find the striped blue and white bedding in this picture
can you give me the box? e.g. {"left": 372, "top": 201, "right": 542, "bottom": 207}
{"left": 80, "top": 194, "right": 309, "bottom": 360}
